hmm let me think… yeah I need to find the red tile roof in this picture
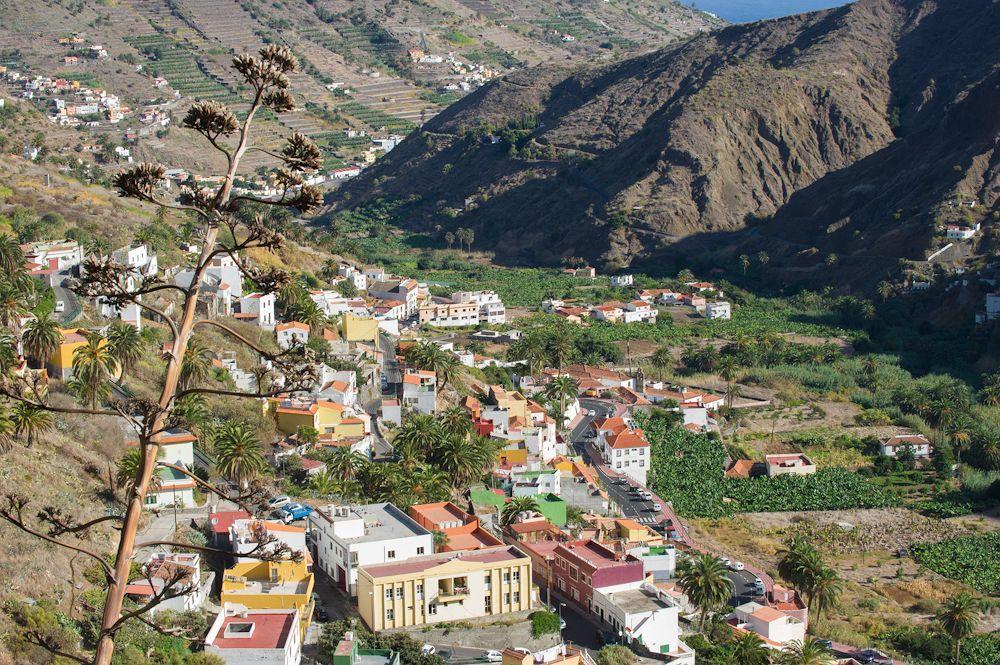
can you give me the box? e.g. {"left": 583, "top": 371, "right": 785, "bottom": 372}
{"left": 209, "top": 611, "right": 296, "bottom": 649}
{"left": 208, "top": 510, "right": 252, "bottom": 535}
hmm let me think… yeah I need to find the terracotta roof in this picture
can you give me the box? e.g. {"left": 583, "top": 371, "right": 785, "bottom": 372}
{"left": 209, "top": 611, "right": 296, "bottom": 649}
{"left": 208, "top": 510, "right": 251, "bottom": 535}
{"left": 751, "top": 605, "right": 789, "bottom": 623}
{"left": 606, "top": 429, "right": 649, "bottom": 450}
{"left": 725, "top": 459, "right": 757, "bottom": 478}
{"left": 275, "top": 321, "right": 309, "bottom": 332}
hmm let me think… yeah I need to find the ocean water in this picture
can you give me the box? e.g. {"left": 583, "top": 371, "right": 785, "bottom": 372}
{"left": 685, "top": 0, "right": 852, "bottom": 23}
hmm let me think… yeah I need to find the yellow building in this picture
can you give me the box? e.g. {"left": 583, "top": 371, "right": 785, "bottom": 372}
{"left": 357, "top": 546, "right": 532, "bottom": 631}
{"left": 341, "top": 314, "right": 379, "bottom": 345}
{"left": 496, "top": 440, "right": 528, "bottom": 467}
{"left": 488, "top": 385, "right": 529, "bottom": 422}
{"left": 220, "top": 559, "right": 314, "bottom": 639}
{"left": 270, "top": 398, "right": 365, "bottom": 440}
{"left": 47, "top": 328, "right": 103, "bottom": 380}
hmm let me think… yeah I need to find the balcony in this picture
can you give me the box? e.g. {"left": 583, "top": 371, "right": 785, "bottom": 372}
{"left": 436, "top": 577, "right": 469, "bottom": 603}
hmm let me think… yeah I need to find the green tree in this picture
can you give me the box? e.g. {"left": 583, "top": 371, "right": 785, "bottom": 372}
{"left": 544, "top": 375, "right": 578, "bottom": 428}
{"left": 677, "top": 554, "right": 733, "bottom": 632}
{"left": 0, "top": 407, "right": 14, "bottom": 454}
{"left": 500, "top": 496, "right": 539, "bottom": 527}
{"left": 723, "top": 631, "right": 770, "bottom": 665}
{"left": 0, "top": 232, "right": 23, "bottom": 274}
{"left": 106, "top": 321, "right": 146, "bottom": 376}
{"left": 595, "top": 645, "right": 636, "bottom": 665}
{"left": 777, "top": 637, "right": 835, "bottom": 665}
{"left": 650, "top": 346, "right": 672, "bottom": 381}
{"left": 739, "top": 254, "right": 750, "bottom": 275}
{"left": 214, "top": 421, "right": 268, "bottom": 489}
{"left": 71, "top": 330, "right": 118, "bottom": 409}
{"left": 21, "top": 312, "right": 61, "bottom": 366}
{"left": 810, "top": 565, "right": 842, "bottom": 629}
{"left": 392, "top": 413, "right": 442, "bottom": 465}
{"left": 326, "top": 447, "right": 367, "bottom": 487}
{"left": 117, "top": 448, "right": 163, "bottom": 495}
{"left": 11, "top": 402, "right": 53, "bottom": 447}
{"left": 936, "top": 592, "right": 982, "bottom": 664}
{"left": 179, "top": 337, "right": 213, "bottom": 390}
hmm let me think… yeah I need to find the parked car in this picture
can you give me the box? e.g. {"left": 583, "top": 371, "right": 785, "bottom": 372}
{"left": 587, "top": 409, "right": 597, "bottom": 416}
{"left": 281, "top": 503, "right": 314, "bottom": 522}
{"left": 614, "top": 477, "right": 628, "bottom": 485}
{"left": 650, "top": 502, "right": 661, "bottom": 511}
{"left": 640, "top": 491, "right": 653, "bottom": 501}
{"left": 315, "top": 607, "right": 329, "bottom": 622}
{"left": 267, "top": 495, "right": 291, "bottom": 509}
{"left": 483, "top": 651, "right": 503, "bottom": 662}
{"left": 421, "top": 644, "right": 436, "bottom": 655}
{"left": 719, "top": 556, "right": 731, "bottom": 567}
{"left": 730, "top": 561, "right": 745, "bottom": 571}
{"left": 559, "top": 618, "right": 567, "bottom": 629}
{"left": 54, "top": 300, "right": 65, "bottom": 313}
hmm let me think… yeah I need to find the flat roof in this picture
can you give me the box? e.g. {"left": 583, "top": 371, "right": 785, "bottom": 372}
{"left": 409, "top": 502, "right": 469, "bottom": 526}
{"left": 604, "top": 587, "right": 673, "bottom": 614}
{"left": 318, "top": 502, "right": 430, "bottom": 543}
{"left": 209, "top": 612, "right": 295, "bottom": 649}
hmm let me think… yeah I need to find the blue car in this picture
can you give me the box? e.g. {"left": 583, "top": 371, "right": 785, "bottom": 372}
{"left": 280, "top": 503, "right": 314, "bottom": 523}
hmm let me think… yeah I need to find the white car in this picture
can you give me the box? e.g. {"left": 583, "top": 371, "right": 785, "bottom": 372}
{"left": 587, "top": 409, "right": 597, "bottom": 416}
{"left": 484, "top": 651, "right": 503, "bottom": 662}
{"left": 719, "top": 556, "right": 731, "bottom": 566}
{"left": 650, "top": 502, "right": 661, "bottom": 511}
{"left": 267, "top": 495, "right": 291, "bottom": 509}
{"left": 54, "top": 300, "right": 65, "bottom": 313}
{"left": 640, "top": 491, "right": 653, "bottom": 501}
{"left": 421, "top": 644, "right": 436, "bottom": 655}
{"left": 730, "top": 561, "right": 745, "bottom": 571}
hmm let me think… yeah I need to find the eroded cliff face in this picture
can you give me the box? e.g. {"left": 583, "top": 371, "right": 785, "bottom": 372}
{"left": 330, "top": 0, "right": 999, "bottom": 280}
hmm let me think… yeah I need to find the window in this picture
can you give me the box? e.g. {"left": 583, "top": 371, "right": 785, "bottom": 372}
{"left": 558, "top": 578, "right": 566, "bottom": 591}
{"left": 616, "top": 450, "right": 622, "bottom": 457}
{"left": 416, "top": 547, "right": 425, "bottom": 555}
{"left": 513, "top": 591, "right": 520, "bottom": 603}
{"left": 503, "top": 572, "right": 510, "bottom": 583}
{"left": 428, "top": 604, "right": 438, "bottom": 615}
{"left": 269, "top": 568, "right": 279, "bottom": 583}
{"left": 385, "top": 608, "right": 394, "bottom": 621}
{"left": 484, "top": 595, "right": 491, "bottom": 608}
{"left": 512, "top": 571, "right": 520, "bottom": 582}
{"left": 504, "top": 593, "right": 511, "bottom": 604}
{"left": 571, "top": 588, "right": 579, "bottom": 601}
{"left": 616, "top": 462, "right": 622, "bottom": 469}
{"left": 416, "top": 583, "right": 424, "bottom": 598}
{"left": 387, "top": 550, "right": 396, "bottom": 560}
{"left": 484, "top": 579, "right": 492, "bottom": 590}
{"left": 145, "top": 495, "right": 157, "bottom": 506}
{"left": 396, "top": 587, "right": 404, "bottom": 599}
{"left": 385, "top": 588, "right": 393, "bottom": 599}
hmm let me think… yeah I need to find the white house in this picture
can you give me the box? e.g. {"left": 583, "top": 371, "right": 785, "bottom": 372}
{"left": 237, "top": 292, "right": 276, "bottom": 329}
{"left": 764, "top": 453, "right": 816, "bottom": 477}
{"left": 880, "top": 433, "right": 933, "bottom": 458}
{"left": 592, "top": 417, "right": 650, "bottom": 486}
{"left": 610, "top": 274, "right": 634, "bottom": 287}
{"left": 452, "top": 290, "right": 507, "bottom": 324}
{"left": 624, "top": 300, "right": 657, "bottom": 323}
{"left": 205, "top": 604, "right": 301, "bottom": 665}
{"left": 175, "top": 253, "right": 244, "bottom": 298}
{"left": 22, "top": 240, "right": 83, "bottom": 271}
{"left": 307, "top": 502, "right": 433, "bottom": 595}
{"left": 541, "top": 299, "right": 565, "bottom": 313}
{"left": 402, "top": 369, "right": 436, "bottom": 415}
{"left": 276, "top": 321, "right": 310, "bottom": 350}
{"left": 145, "top": 429, "right": 198, "bottom": 508}
{"left": 591, "top": 583, "right": 694, "bottom": 663}
{"left": 729, "top": 601, "right": 806, "bottom": 648}
{"left": 112, "top": 243, "right": 158, "bottom": 277}
{"left": 511, "top": 469, "right": 561, "bottom": 497}
{"left": 946, "top": 223, "right": 980, "bottom": 240}
{"left": 123, "top": 553, "right": 207, "bottom": 614}
{"left": 337, "top": 264, "right": 368, "bottom": 291}
{"left": 705, "top": 301, "right": 732, "bottom": 320}
{"left": 627, "top": 545, "right": 676, "bottom": 581}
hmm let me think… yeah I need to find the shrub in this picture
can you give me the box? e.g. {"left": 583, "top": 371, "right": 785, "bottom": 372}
{"left": 596, "top": 645, "right": 637, "bottom": 665}
{"left": 530, "top": 610, "right": 561, "bottom": 638}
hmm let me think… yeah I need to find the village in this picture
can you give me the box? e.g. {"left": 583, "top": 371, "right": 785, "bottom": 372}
{"left": 4, "top": 230, "right": 965, "bottom": 665}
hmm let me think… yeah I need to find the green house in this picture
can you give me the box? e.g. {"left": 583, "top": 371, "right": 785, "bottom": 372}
{"left": 332, "top": 633, "right": 400, "bottom": 665}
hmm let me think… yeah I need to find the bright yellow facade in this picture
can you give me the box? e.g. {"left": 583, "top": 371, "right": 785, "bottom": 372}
{"left": 496, "top": 441, "right": 528, "bottom": 466}
{"left": 220, "top": 559, "right": 314, "bottom": 638}
{"left": 341, "top": 314, "right": 379, "bottom": 344}
{"left": 48, "top": 328, "right": 103, "bottom": 376}
{"left": 271, "top": 399, "right": 347, "bottom": 437}
{"left": 488, "top": 385, "right": 529, "bottom": 422}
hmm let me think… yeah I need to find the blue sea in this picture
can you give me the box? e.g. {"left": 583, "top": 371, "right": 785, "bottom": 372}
{"left": 685, "top": 1, "right": 852, "bottom": 23}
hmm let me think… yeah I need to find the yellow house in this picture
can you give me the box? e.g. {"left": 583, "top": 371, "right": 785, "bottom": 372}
{"left": 220, "top": 559, "right": 314, "bottom": 639}
{"left": 47, "top": 328, "right": 103, "bottom": 380}
{"left": 488, "top": 385, "right": 529, "bottom": 422}
{"left": 496, "top": 440, "right": 528, "bottom": 467}
{"left": 357, "top": 546, "right": 532, "bottom": 631}
{"left": 341, "top": 314, "right": 379, "bottom": 345}
{"left": 270, "top": 398, "right": 347, "bottom": 436}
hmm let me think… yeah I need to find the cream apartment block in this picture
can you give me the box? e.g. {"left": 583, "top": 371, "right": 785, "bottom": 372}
{"left": 357, "top": 546, "right": 533, "bottom": 631}
{"left": 418, "top": 300, "right": 480, "bottom": 328}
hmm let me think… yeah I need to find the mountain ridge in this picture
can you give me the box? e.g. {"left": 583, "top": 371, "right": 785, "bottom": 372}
{"left": 328, "top": 0, "right": 999, "bottom": 286}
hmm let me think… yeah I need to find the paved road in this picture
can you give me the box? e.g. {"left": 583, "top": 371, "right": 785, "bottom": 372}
{"left": 52, "top": 271, "right": 81, "bottom": 323}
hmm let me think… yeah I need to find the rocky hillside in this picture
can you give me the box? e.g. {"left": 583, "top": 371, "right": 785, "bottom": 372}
{"left": 330, "top": 0, "right": 999, "bottom": 285}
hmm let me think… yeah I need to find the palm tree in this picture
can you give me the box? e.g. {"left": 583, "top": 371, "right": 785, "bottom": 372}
{"left": 116, "top": 448, "right": 163, "bottom": 496}
{"left": 308, "top": 469, "right": 341, "bottom": 498}
{"left": 11, "top": 403, "right": 54, "bottom": 447}
{"left": 937, "top": 592, "right": 982, "bottom": 664}
{"left": 676, "top": 554, "right": 733, "bottom": 632}
{"left": 106, "top": 321, "right": 146, "bottom": 376}
{"left": 410, "top": 464, "right": 451, "bottom": 504}
{"left": 0, "top": 232, "right": 23, "bottom": 275}
{"left": 861, "top": 357, "right": 879, "bottom": 397}
{"left": 777, "top": 637, "right": 835, "bottom": 665}
{"left": 432, "top": 529, "right": 450, "bottom": 551}
{"left": 877, "top": 281, "right": 893, "bottom": 302}
{"left": 179, "top": 337, "right": 213, "bottom": 389}
{"left": 439, "top": 406, "right": 471, "bottom": 438}
{"left": 650, "top": 347, "right": 672, "bottom": 381}
{"left": 214, "top": 421, "right": 268, "bottom": 488}
{"left": 739, "top": 254, "right": 751, "bottom": 275}
{"left": 0, "top": 282, "right": 29, "bottom": 331}
{"left": 979, "top": 373, "right": 1000, "bottom": 406}
{"left": 726, "top": 631, "right": 770, "bottom": 665}
{"left": 21, "top": 313, "right": 61, "bottom": 367}
{"left": 71, "top": 330, "right": 118, "bottom": 409}
{"left": 548, "top": 335, "right": 574, "bottom": 370}
{"left": 326, "top": 448, "right": 366, "bottom": 487}
{"left": 431, "top": 436, "right": 482, "bottom": 489}
{"left": 171, "top": 393, "right": 212, "bottom": 443}
{"left": 500, "top": 496, "right": 539, "bottom": 527}
{"left": 392, "top": 413, "right": 442, "bottom": 465}
{"left": 810, "top": 565, "right": 842, "bottom": 629}
{"left": 544, "top": 375, "right": 578, "bottom": 428}
{"left": 0, "top": 409, "right": 15, "bottom": 454}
